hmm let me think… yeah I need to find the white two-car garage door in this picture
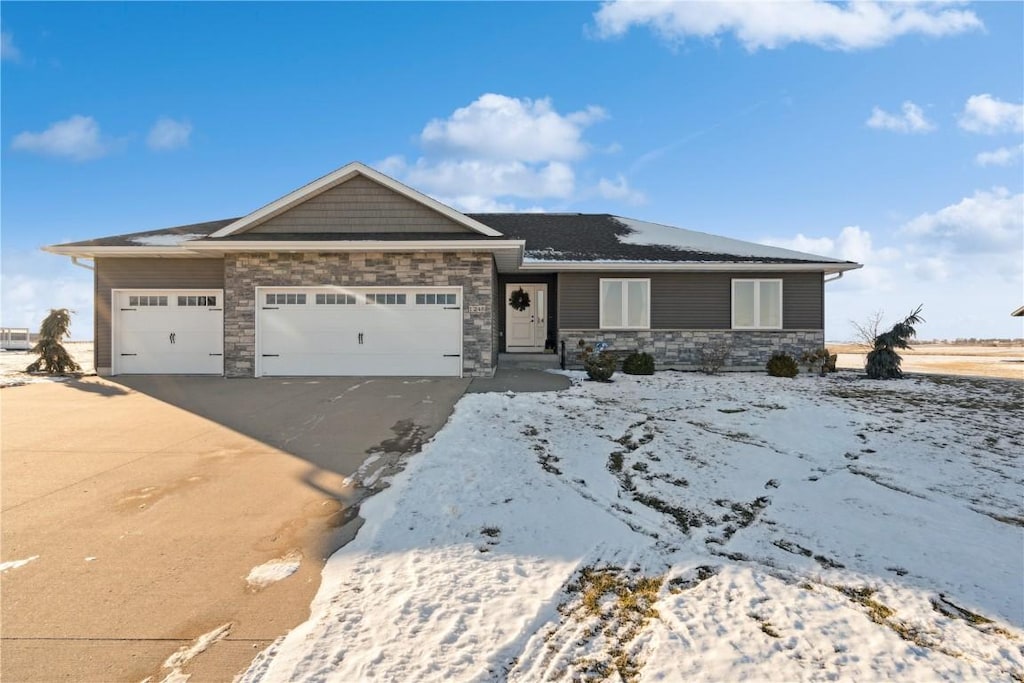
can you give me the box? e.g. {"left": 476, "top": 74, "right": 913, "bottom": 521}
{"left": 113, "top": 289, "right": 224, "bottom": 374}
{"left": 256, "top": 286, "right": 463, "bottom": 377}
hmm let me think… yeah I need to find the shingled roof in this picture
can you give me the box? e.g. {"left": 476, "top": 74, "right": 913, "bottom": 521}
{"left": 50, "top": 213, "right": 856, "bottom": 267}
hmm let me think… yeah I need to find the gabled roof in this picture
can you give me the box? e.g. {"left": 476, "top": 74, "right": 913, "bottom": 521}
{"left": 46, "top": 212, "right": 861, "bottom": 274}
{"left": 209, "top": 161, "right": 503, "bottom": 238}
{"left": 43, "top": 160, "right": 861, "bottom": 275}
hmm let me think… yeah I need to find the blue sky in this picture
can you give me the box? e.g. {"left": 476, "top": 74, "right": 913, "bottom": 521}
{"left": 2, "top": 1, "right": 1022, "bottom": 340}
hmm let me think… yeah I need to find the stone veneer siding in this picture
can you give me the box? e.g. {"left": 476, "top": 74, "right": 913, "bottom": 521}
{"left": 560, "top": 329, "right": 825, "bottom": 371}
{"left": 224, "top": 252, "right": 495, "bottom": 377}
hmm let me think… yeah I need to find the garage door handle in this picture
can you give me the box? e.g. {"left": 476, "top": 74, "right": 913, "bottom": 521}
{"left": 443, "top": 354, "right": 461, "bottom": 357}
{"left": 208, "top": 353, "right": 223, "bottom": 356}
{"left": 262, "top": 307, "right": 279, "bottom": 310}
{"left": 120, "top": 353, "right": 138, "bottom": 356}
{"left": 209, "top": 308, "right": 222, "bottom": 311}
{"left": 444, "top": 306, "right": 461, "bottom": 310}
{"left": 262, "top": 354, "right": 280, "bottom": 357}
{"left": 120, "top": 308, "right": 137, "bottom": 311}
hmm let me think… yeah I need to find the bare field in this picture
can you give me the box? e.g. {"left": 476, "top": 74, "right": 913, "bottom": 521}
{"left": 830, "top": 343, "right": 1024, "bottom": 380}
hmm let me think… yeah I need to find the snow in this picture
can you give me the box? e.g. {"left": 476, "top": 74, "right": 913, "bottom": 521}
{"left": 0, "top": 556, "right": 39, "bottom": 572}
{"left": 129, "top": 233, "right": 206, "bottom": 246}
{"left": 231, "top": 373, "right": 1023, "bottom": 681}
{"left": 162, "top": 622, "right": 232, "bottom": 680}
{"left": 246, "top": 551, "right": 302, "bottom": 590}
{"left": 613, "top": 216, "right": 846, "bottom": 262}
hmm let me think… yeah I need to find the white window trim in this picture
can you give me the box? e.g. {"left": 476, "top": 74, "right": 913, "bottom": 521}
{"left": 731, "top": 278, "right": 784, "bottom": 330}
{"left": 599, "top": 278, "right": 651, "bottom": 330}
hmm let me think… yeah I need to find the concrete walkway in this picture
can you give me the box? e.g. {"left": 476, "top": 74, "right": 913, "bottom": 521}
{"left": 467, "top": 368, "right": 572, "bottom": 393}
{"left": 1, "top": 376, "right": 467, "bottom": 682}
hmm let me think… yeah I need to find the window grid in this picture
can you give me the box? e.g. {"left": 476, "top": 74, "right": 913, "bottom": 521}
{"left": 316, "top": 293, "right": 357, "bottom": 305}
{"left": 415, "top": 293, "right": 457, "bottom": 305}
{"left": 266, "top": 293, "right": 307, "bottom": 305}
{"left": 177, "top": 295, "right": 216, "bottom": 307}
{"left": 366, "top": 293, "right": 407, "bottom": 305}
{"left": 129, "top": 295, "right": 168, "bottom": 307}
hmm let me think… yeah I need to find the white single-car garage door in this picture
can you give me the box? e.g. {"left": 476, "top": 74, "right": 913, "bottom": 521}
{"left": 256, "top": 286, "right": 463, "bottom": 377}
{"left": 113, "top": 289, "right": 224, "bottom": 375}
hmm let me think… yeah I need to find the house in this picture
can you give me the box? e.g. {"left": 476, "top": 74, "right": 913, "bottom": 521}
{"left": 1, "top": 327, "right": 33, "bottom": 350}
{"left": 44, "top": 161, "right": 861, "bottom": 378}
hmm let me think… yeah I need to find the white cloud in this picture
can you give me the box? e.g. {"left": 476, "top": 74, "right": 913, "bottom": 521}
{"left": 421, "top": 94, "right": 605, "bottom": 163}
{"left": 592, "top": 0, "right": 982, "bottom": 51}
{"left": 379, "top": 94, "right": 637, "bottom": 212}
{"left": 11, "top": 115, "right": 109, "bottom": 161}
{"left": 597, "top": 174, "right": 646, "bottom": 205}
{"left": 865, "top": 101, "right": 936, "bottom": 133}
{"left": 147, "top": 117, "right": 193, "bottom": 151}
{"left": 762, "top": 225, "right": 899, "bottom": 291}
{"left": 900, "top": 187, "right": 1023, "bottom": 252}
{"left": 1, "top": 31, "right": 21, "bottom": 62}
{"left": 764, "top": 216, "right": 1022, "bottom": 340}
{"left": 906, "top": 255, "right": 950, "bottom": 282}
{"left": 958, "top": 94, "right": 1024, "bottom": 135}
{"left": 386, "top": 157, "right": 575, "bottom": 202}
{"left": 975, "top": 144, "right": 1024, "bottom": 167}
{"left": 1, "top": 250, "right": 94, "bottom": 340}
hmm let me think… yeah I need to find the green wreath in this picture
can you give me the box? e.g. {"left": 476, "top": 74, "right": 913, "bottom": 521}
{"left": 509, "top": 287, "right": 531, "bottom": 312}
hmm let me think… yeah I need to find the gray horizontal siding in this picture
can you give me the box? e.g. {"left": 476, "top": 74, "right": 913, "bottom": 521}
{"left": 558, "top": 271, "right": 823, "bottom": 330}
{"left": 95, "top": 258, "right": 225, "bottom": 370}
{"left": 250, "top": 175, "right": 473, "bottom": 234}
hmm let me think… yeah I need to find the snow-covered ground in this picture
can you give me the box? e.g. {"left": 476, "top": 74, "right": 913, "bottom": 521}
{"left": 0, "top": 342, "right": 93, "bottom": 387}
{"left": 240, "top": 371, "right": 1023, "bottom": 682}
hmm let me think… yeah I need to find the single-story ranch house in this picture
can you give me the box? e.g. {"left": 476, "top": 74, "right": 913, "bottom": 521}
{"left": 45, "top": 162, "right": 861, "bottom": 378}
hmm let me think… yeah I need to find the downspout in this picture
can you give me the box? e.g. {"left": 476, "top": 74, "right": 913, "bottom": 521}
{"left": 824, "top": 272, "right": 843, "bottom": 284}
{"left": 70, "top": 256, "right": 95, "bottom": 271}
{"left": 68, "top": 256, "right": 98, "bottom": 373}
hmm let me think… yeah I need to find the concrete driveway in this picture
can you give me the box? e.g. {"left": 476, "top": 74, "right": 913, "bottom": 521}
{"left": 1, "top": 375, "right": 468, "bottom": 682}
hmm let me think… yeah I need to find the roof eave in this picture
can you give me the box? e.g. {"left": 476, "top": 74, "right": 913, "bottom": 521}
{"left": 519, "top": 261, "right": 863, "bottom": 274}
{"left": 42, "top": 245, "right": 221, "bottom": 258}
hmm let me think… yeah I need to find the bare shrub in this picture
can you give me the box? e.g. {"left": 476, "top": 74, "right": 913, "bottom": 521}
{"left": 851, "top": 310, "right": 885, "bottom": 349}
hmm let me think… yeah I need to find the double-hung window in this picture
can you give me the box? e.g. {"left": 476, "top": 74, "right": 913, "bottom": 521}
{"left": 600, "top": 278, "right": 650, "bottom": 329}
{"left": 732, "top": 279, "right": 782, "bottom": 329}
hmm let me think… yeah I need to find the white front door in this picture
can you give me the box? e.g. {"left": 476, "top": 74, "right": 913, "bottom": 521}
{"left": 113, "top": 289, "right": 224, "bottom": 374}
{"left": 255, "top": 286, "right": 463, "bottom": 377}
{"left": 506, "top": 284, "right": 547, "bottom": 352}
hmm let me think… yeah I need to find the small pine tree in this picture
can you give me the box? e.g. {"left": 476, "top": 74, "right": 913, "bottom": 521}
{"left": 622, "top": 351, "right": 655, "bottom": 375}
{"left": 766, "top": 351, "right": 799, "bottom": 378}
{"left": 26, "top": 308, "right": 82, "bottom": 374}
{"left": 865, "top": 305, "right": 924, "bottom": 380}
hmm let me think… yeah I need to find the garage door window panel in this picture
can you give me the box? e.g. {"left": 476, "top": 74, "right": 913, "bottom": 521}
{"left": 416, "top": 293, "right": 457, "bottom": 305}
{"left": 266, "top": 293, "right": 307, "bottom": 305}
{"left": 316, "top": 293, "right": 357, "bottom": 305}
{"left": 366, "top": 293, "right": 407, "bottom": 305}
